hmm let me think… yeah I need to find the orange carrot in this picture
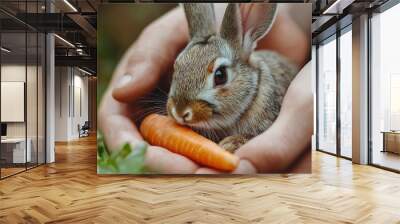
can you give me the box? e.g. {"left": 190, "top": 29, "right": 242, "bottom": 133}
{"left": 140, "top": 114, "right": 239, "bottom": 171}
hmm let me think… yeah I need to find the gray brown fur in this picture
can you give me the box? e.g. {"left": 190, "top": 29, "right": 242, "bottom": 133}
{"left": 167, "top": 3, "right": 298, "bottom": 152}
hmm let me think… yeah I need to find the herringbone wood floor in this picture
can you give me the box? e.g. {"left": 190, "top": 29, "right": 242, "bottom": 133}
{"left": 0, "top": 135, "right": 400, "bottom": 224}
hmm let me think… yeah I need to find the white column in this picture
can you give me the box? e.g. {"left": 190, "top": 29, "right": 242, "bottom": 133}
{"left": 352, "top": 14, "right": 369, "bottom": 164}
{"left": 46, "top": 1, "right": 56, "bottom": 163}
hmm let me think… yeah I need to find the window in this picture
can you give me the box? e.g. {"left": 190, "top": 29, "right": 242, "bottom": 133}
{"left": 370, "top": 2, "right": 400, "bottom": 171}
{"left": 317, "top": 36, "right": 337, "bottom": 154}
{"left": 316, "top": 24, "right": 353, "bottom": 159}
{"left": 0, "top": 2, "right": 47, "bottom": 179}
{"left": 339, "top": 28, "right": 352, "bottom": 158}
{"left": 390, "top": 74, "right": 400, "bottom": 130}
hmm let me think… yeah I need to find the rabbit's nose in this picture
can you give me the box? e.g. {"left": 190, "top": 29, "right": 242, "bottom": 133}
{"left": 182, "top": 109, "right": 193, "bottom": 122}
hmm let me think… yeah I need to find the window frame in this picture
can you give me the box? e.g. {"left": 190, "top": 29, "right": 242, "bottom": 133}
{"left": 0, "top": 0, "right": 48, "bottom": 180}
{"left": 367, "top": 0, "right": 400, "bottom": 173}
{"left": 315, "top": 22, "right": 353, "bottom": 160}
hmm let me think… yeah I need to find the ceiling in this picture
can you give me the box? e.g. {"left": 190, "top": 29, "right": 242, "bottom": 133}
{"left": 0, "top": 0, "right": 394, "bottom": 74}
{"left": 0, "top": 0, "right": 100, "bottom": 74}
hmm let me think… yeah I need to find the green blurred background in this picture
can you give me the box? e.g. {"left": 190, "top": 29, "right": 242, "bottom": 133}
{"left": 97, "top": 4, "right": 177, "bottom": 104}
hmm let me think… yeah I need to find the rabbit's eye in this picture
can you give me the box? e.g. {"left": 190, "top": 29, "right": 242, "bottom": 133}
{"left": 214, "top": 66, "right": 227, "bottom": 87}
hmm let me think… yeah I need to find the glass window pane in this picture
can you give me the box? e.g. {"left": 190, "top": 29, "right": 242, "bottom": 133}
{"left": 27, "top": 30, "right": 38, "bottom": 169}
{"left": 0, "top": 1, "right": 46, "bottom": 178}
{"left": 340, "top": 29, "right": 352, "bottom": 158}
{"left": 318, "top": 36, "right": 337, "bottom": 154}
{"left": 371, "top": 3, "right": 400, "bottom": 171}
{"left": 1, "top": 30, "right": 27, "bottom": 177}
{"left": 27, "top": 0, "right": 39, "bottom": 169}
{"left": 38, "top": 32, "right": 45, "bottom": 165}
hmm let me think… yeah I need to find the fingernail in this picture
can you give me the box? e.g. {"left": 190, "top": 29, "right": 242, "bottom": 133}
{"left": 116, "top": 73, "right": 133, "bottom": 89}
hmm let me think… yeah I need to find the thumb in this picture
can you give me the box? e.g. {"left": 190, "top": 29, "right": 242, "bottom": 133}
{"left": 234, "top": 131, "right": 287, "bottom": 173}
{"left": 112, "top": 52, "right": 165, "bottom": 103}
{"left": 235, "top": 62, "right": 313, "bottom": 173}
{"left": 111, "top": 7, "right": 188, "bottom": 103}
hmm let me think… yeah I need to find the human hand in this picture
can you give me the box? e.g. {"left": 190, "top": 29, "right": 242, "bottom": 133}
{"left": 99, "top": 8, "right": 201, "bottom": 174}
{"left": 99, "top": 4, "right": 310, "bottom": 174}
{"left": 196, "top": 62, "right": 313, "bottom": 174}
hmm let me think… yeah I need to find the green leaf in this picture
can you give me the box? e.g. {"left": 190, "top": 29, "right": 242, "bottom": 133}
{"left": 114, "top": 143, "right": 147, "bottom": 174}
{"left": 97, "top": 131, "right": 148, "bottom": 174}
{"left": 117, "top": 143, "right": 132, "bottom": 159}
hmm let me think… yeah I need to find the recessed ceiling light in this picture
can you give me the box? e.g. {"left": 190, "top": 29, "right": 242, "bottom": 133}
{"left": 63, "top": 0, "right": 78, "bottom": 12}
{"left": 1, "top": 47, "right": 11, "bottom": 53}
{"left": 78, "top": 67, "right": 93, "bottom": 76}
{"left": 54, "top": 34, "right": 75, "bottom": 48}
{"left": 323, "top": 0, "right": 354, "bottom": 15}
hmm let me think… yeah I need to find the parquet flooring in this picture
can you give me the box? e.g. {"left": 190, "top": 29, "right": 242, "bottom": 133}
{"left": 1, "top": 167, "right": 26, "bottom": 178}
{"left": 0, "top": 135, "right": 400, "bottom": 223}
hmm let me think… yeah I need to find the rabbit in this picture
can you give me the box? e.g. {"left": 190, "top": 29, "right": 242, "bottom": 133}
{"left": 166, "top": 3, "right": 299, "bottom": 153}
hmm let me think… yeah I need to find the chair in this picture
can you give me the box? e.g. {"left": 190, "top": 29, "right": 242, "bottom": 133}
{"left": 78, "top": 121, "right": 90, "bottom": 138}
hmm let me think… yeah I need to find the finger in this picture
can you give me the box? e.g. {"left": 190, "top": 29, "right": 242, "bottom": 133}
{"left": 101, "top": 114, "right": 143, "bottom": 152}
{"left": 112, "top": 7, "right": 188, "bottom": 103}
{"left": 112, "top": 59, "right": 163, "bottom": 103}
{"left": 145, "top": 146, "right": 199, "bottom": 174}
{"left": 102, "top": 112, "right": 198, "bottom": 174}
{"left": 232, "top": 160, "right": 257, "bottom": 174}
{"left": 235, "top": 134, "right": 286, "bottom": 173}
{"left": 101, "top": 113, "right": 198, "bottom": 173}
{"left": 235, "top": 63, "right": 313, "bottom": 172}
{"left": 195, "top": 159, "right": 257, "bottom": 174}
{"left": 195, "top": 168, "right": 223, "bottom": 174}
{"left": 286, "top": 147, "right": 311, "bottom": 173}
{"left": 101, "top": 113, "right": 199, "bottom": 173}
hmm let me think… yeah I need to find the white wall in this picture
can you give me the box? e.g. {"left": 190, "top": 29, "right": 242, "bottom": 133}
{"left": 55, "top": 66, "right": 69, "bottom": 141}
{"left": 1, "top": 63, "right": 46, "bottom": 164}
{"left": 54, "top": 67, "right": 89, "bottom": 141}
{"left": 72, "top": 73, "right": 89, "bottom": 138}
{"left": 1, "top": 65, "right": 39, "bottom": 138}
{"left": 1, "top": 66, "right": 26, "bottom": 132}
{"left": 1, "top": 65, "right": 26, "bottom": 140}
{"left": 1, "top": 82, "right": 25, "bottom": 122}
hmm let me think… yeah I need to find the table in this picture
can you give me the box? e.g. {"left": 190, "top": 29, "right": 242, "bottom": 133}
{"left": 381, "top": 131, "right": 400, "bottom": 154}
{"left": 1, "top": 138, "right": 32, "bottom": 163}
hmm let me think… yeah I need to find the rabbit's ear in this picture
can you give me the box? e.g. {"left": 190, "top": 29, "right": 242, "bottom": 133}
{"left": 241, "top": 3, "right": 277, "bottom": 56}
{"left": 183, "top": 3, "right": 216, "bottom": 40}
{"left": 220, "top": 3, "right": 277, "bottom": 58}
{"left": 220, "top": 3, "right": 242, "bottom": 50}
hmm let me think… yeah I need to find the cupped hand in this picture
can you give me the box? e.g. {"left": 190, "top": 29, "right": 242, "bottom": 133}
{"left": 99, "top": 8, "right": 200, "bottom": 174}
{"left": 99, "top": 4, "right": 311, "bottom": 174}
{"left": 196, "top": 62, "right": 313, "bottom": 174}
